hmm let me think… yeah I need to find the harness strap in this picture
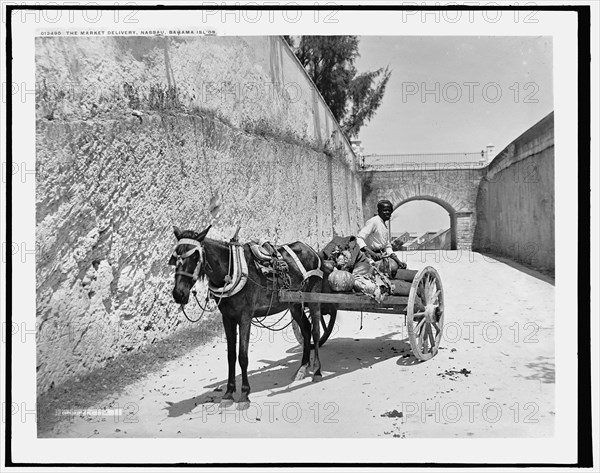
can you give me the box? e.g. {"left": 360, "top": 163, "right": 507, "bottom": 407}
{"left": 178, "top": 238, "right": 203, "bottom": 249}
{"left": 281, "top": 244, "right": 323, "bottom": 281}
{"left": 176, "top": 270, "right": 197, "bottom": 279}
{"left": 208, "top": 245, "right": 248, "bottom": 298}
{"left": 171, "top": 239, "right": 203, "bottom": 262}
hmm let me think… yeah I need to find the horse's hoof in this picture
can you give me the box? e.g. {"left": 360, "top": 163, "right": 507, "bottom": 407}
{"left": 294, "top": 370, "right": 306, "bottom": 381}
{"left": 312, "top": 373, "right": 323, "bottom": 383}
{"left": 237, "top": 401, "right": 250, "bottom": 411}
{"left": 220, "top": 398, "right": 234, "bottom": 408}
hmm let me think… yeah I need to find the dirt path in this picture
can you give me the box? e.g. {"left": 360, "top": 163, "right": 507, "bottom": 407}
{"left": 40, "top": 251, "right": 554, "bottom": 438}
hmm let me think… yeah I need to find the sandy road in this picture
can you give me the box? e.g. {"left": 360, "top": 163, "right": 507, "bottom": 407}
{"left": 42, "top": 251, "right": 554, "bottom": 439}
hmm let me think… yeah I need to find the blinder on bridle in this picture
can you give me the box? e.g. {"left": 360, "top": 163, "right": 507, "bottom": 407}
{"left": 168, "top": 238, "right": 204, "bottom": 283}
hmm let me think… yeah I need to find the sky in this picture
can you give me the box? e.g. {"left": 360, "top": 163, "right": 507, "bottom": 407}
{"left": 391, "top": 201, "right": 450, "bottom": 235}
{"left": 354, "top": 36, "right": 553, "bottom": 233}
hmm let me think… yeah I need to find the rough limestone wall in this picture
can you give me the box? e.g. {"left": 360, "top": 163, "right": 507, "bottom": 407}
{"left": 35, "top": 36, "right": 361, "bottom": 393}
{"left": 35, "top": 36, "right": 355, "bottom": 161}
{"left": 473, "top": 113, "right": 554, "bottom": 273}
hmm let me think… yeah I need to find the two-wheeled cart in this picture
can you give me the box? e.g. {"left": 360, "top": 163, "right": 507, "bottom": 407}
{"left": 279, "top": 266, "right": 445, "bottom": 361}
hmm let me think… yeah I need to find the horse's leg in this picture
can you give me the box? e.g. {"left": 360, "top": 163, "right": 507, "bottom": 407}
{"left": 237, "top": 314, "right": 252, "bottom": 410}
{"left": 221, "top": 314, "right": 237, "bottom": 408}
{"left": 309, "top": 301, "right": 323, "bottom": 382}
{"left": 291, "top": 304, "right": 311, "bottom": 381}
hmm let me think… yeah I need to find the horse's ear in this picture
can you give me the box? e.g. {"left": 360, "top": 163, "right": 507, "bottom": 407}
{"left": 173, "top": 226, "right": 182, "bottom": 240}
{"left": 197, "top": 225, "right": 212, "bottom": 241}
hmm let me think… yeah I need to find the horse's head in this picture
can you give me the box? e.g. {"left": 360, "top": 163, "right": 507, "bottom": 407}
{"left": 169, "top": 225, "right": 211, "bottom": 305}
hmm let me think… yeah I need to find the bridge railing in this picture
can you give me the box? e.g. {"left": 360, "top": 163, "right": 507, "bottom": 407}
{"left": 359, "top": 152, "right": 488, "bottom": 170}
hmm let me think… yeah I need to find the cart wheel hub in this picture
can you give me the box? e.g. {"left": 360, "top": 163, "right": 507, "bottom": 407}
{"left": 424, "top": 304, "right": 437, "bottom": 322}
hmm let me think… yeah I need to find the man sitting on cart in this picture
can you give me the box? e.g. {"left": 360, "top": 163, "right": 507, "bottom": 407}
{"left": 357, "top": 199, "right": 407, "bottom": 277}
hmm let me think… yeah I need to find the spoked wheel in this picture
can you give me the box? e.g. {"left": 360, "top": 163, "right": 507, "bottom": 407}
{"left": 292, "top": 306, "right": 337, "bottom": 348}
{"left": 406, "top": 266, "right": 444, "bottom": 361}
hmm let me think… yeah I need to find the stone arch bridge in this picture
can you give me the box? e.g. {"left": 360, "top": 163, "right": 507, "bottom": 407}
{"left": 359, "top": 153, "right": 488, "bottom": 250}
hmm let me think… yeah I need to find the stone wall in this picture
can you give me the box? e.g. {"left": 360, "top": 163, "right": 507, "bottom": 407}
{"left": 35, "top": 36, "right": 361, "bottom": 393}
{"left": 472, "top": 112, "right": 554, "bottom": 273}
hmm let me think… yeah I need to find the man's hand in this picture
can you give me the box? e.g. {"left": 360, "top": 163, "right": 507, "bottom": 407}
{"left": 370, "top": 249, "right": 384, "bottom": 261}
{"left": 361, "top": 247, "right": 381, "bottom": 261}
{"left": 391, "top": 254, "right": 407, "bottom": 269}
{"left": 370, "top": 252, "right": 382, "bottom": 262}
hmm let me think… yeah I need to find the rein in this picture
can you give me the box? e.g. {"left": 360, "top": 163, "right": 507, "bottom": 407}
{"left": 252, "top": 311, "right": 293, "bottom": 331}
{"left": 247, "top": 276, "right": 294, "bottom": 331}
{"left": 247, "top": 275, "right": 311, "bottom": 331}
{"left": 180, "top": 290, "right": 211, "bottom": 323}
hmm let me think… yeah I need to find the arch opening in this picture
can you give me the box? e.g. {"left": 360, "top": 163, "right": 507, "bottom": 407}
{"left": 391, "top": 197, "right": 457, "bottom": 250}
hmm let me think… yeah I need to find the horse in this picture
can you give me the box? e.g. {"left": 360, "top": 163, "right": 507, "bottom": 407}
{"left": 169, "top": 225, "right": 326, "bottom": 410}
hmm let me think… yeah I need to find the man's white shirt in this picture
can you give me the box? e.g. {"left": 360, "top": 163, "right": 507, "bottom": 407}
{"left": 356, "top": 215, "right": 393, "bottom": 255}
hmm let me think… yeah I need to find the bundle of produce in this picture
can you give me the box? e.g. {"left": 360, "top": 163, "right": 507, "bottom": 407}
{"left": 371, "top": 264, "right": 393, "bottom": 295}
{"left": 328, "top": 268, "right": 355, "bottom": 292}
{"left": 353, "top": 275, "right": 383, "bottom": 302}
{"left": 352, "top": 262, "right": 394, "bottom": 302}
{"left": 334, "top": 249, "right": 353, "bottom": 271}
{"left": 352, "top": 261, "right": 374, "bottom": 277}
{"left": 319, "top": 236, "right": 367, "bottom": 273}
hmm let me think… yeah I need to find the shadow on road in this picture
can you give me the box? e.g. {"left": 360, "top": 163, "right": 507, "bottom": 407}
{"left": 164, "top": 332, "right": 415, "bottom": 417}
{"left": 515, "top": 355, "right": 555, "bottom": 384}
{"left": 479, "top": 253, "right": 555, "bottom": 285}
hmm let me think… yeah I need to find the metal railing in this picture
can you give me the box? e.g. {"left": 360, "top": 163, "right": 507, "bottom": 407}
{"left": 359, "top": 152, "right": 488, "bottom": 170}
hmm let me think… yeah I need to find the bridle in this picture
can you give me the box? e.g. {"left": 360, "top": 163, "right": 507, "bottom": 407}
{"left": 169, "top": 238, "right": 211, "bottom": 323}
{"left": 169, "top": 237, "right": 231, "bottom": 323}
{"left": 169, "top": 238, "right": 205, "bottom": 283}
